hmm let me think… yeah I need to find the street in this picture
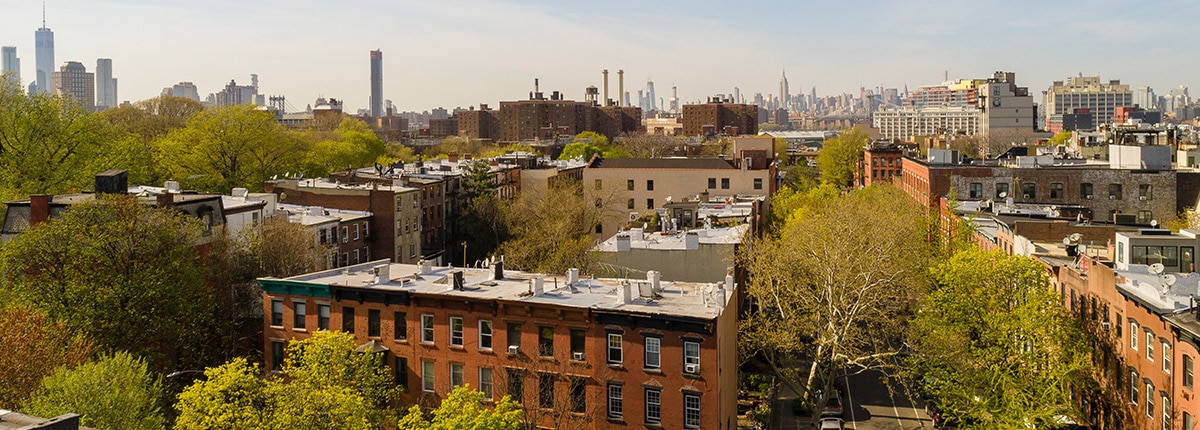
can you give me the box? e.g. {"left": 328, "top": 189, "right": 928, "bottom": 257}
{"left": 773, "top": 369, "right": 934, "bottom": 430}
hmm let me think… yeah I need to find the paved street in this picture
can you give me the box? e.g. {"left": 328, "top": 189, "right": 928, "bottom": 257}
{"left": 773, "top": 369, "right": 933, "bottom": 430}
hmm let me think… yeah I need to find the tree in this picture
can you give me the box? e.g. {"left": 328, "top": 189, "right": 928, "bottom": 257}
{"left": 815, "top": 127, "right": 867, "bottom": 187}
{"left": 612, "top": 133, "right": 678, "bottom": 158}
{"left": 397, "top": 385, "right": 523, "bottom": 430}
{"left": 24, "top": 352, "right": 164, "bottom": 430}
{"left": 282, "top": 330, "right": 399, "bottom": 411}
{"left": 739, "top": 185, "right": 931, "bottom": 425}
{"left": 154, "top": 104, "right": 305, "bottom": 193}
{"left": 301, "top": 118, "right": 388, "bottom": 178}
{"left": 0, "top": 195, "right": 217, "bottom": 373}
{"left": 0, "top": 303, "right": 94, "bottom": 408}
{"left": 907, "top": 249, "right": 1090, "bottom": 426}
{"left": 557, "top": 142, "right": 601, "bottom": 161}
{"left": 174, "top": 358, "right": 269, "bottom": 430}
{"left": 499, "top": 180, "right": 625, "bottom": 274}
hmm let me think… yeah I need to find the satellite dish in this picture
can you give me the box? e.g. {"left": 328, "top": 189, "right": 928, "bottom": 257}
{"left": 1077, "top": 244, "right": 1087, "bottom": 256}
{"left": 1161, "top": 274, "right": 1178, "bottom": 287}
{"left": 1069, "top": 233, "right": 1083, "bottom": 243}
{"left": 1151, "top": 220, "right": 1159, "bottom": 228}
{"left": 1149, "top": 263, "right": 1166, "bottom": 275}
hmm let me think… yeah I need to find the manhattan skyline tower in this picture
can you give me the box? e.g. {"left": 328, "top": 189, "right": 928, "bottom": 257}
{"left": 779, "top": 69, "right": 789, "bottom": 110}
{"left": 96, "top": 58, "right": 117, "bottom": 109}
{"left": 1, "top": 46, "right": 18, "bottom": 86}
{"left": 34, "top": 5, "right": 54, "bottom": 93}
{"left": 369, "top": 49, "right": 382, "bottom": 117}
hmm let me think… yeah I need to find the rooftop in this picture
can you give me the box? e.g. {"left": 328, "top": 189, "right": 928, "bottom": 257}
{"left": 586, "top": 157, "right": 738, "bottom": 170}
{"left": 264, "top": 260, "right": 736, "bottom": 321}
{"left": 1115, "top": 264, "right": 1200, "bottom": 314}
{"left": 594, "top": 224, "right": 748, "bottom": 252}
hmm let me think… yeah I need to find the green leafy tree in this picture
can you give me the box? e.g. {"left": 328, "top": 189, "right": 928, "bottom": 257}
{"left": 301, "top": 118, "right": 388, "bottom": 178}
{"left": 908, "top": 249, "right": 1090, "bottom": 427}
{"left": 739, "top": 185, "right": 932, "bottom": 425}
{"left": 557, "top": 142, "right": 601, "bottom": 161}
{"left": 174, "top": 358, "right": 269, "bottom": 430}
{"left": 499, "top": 180, "right": 625, "bottom": 274}
{"left": 0, "top": 195, "right": 217, "bottom": 372}
{"left": 24, "top": 352, "right": 164, "bottom": 430}
{"left": 0, "top": 303, "right": 94, "bottom": 408}
{"left": 398, "top": 385, "right": 523, "bottom": 430}
{"left": 815, "top": 126, "right": 867, "bottom": 187}
{"left": 155, "top": 104, "right": 305, "bottom": 193}
{"left": 282, "top": 330, "right": 399, "bottom": 411}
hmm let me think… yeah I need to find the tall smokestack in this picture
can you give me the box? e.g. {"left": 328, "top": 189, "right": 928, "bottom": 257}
{"left": 535, "top": 78, "right": 539, "bottom": 94}
{"left": 618, "top": 70, "right": 624, "bottom": 107}
{"left": 603, "top": 69, "right": 609, "bottom": 106}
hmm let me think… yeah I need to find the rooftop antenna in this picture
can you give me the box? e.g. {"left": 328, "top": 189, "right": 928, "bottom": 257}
{"left": 42, "top": 1, "right": 46, "bottom": 28}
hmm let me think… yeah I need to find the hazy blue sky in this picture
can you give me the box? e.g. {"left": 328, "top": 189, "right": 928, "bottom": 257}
{"left": 1, "top": 0, "right": 1196, "bottom": 113}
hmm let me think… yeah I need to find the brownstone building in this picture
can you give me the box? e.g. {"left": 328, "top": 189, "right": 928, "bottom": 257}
{"left": 261, "top": 261, "right": 741, "bottom": 429}
{"left": 681, "top": 99, "right": 758, "bottom": 137}
{"left": 455, "top": 96, "right": 641, "bottom": 143}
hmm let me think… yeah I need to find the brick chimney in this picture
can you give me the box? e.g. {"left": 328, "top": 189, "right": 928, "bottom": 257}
{"left": 449, "top": 151, "right": 458, "bottom": 163}
{"left": 30, "top": 194, "right": 50, "bottom": 226}
{"left": 156, "top": 193, "right": 174, "bottom": 209}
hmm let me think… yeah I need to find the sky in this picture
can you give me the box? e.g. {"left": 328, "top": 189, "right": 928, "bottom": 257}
{"left": 1, "top": 0, "right": 1197, "bottom": 113}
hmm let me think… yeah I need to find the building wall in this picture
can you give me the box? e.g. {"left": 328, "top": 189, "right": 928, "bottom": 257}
{"left": 681, "top": 103, "right": 758, "bottom": 137}
{"left": 1174, "top": 329, "right": 1200, "bottom": 429}
{"left": 594, "top": 243, "right": 736, "bottom": 283}
{"left": 863, "top": 148, "right": 903, "bottom": 187}
{"left": 946, "top": 167, "right": 1175, "bottom": 224}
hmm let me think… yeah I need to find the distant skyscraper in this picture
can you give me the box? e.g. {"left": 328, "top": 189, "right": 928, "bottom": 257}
{"left": 645, "top": 79, "right": 656, "bottom": 112}
{"left": 733, "top": 87, "right": 741, "bottom": 105}
{"left": 369, "top": 49, "right": 383, "bottom": 117}
{"left": 51, "top": 61, "right": 94, "bottom": 108}
{"left": 162, "top": 82, "right": 200, "bottom": 101}
{"left": 34, "top": 6, "right": 54, "bottom": 93}
{"left": 95, "top": 58, "right": 117, "bottom": 109}
{"left": 1136, "top": 86, "right": 1157, "bottom": 110}
{"left": 780, "top": 70, "right": 789, "bottom": 110}
{"left": 1, "top": 46, "right": 19, "bottom": 87}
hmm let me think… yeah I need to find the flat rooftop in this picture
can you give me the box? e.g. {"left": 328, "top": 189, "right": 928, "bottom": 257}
{"left": 267, "top": 261, "right": 735, "bottom": 321}
{"left": 594, "top": 225, "right": 748, "bottom": 252}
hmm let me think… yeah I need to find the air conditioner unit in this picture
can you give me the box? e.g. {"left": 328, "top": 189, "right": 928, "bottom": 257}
{"left": 685, "top": 363, "right": 699, "bottom": 374}
{"left": 1023, "top": 194, "right": 1031, "bottom": 199}
{"left": 1139, "top": 196, "right": 1147, "bottom": 201}
{"left": 1101, "top": 321, "right": 1110, "bottom": 330}
{"left": 508, "top": 345, "right": 520, "bottom": 354}
{"left": 1085, "top": 194, "right": 1093, "bottom": 200}
{"left": 572, "top": 352, "right": 585, "bottom": 361}
{"left": 1109, "top": 195, "right": 1117, "bottom": 200}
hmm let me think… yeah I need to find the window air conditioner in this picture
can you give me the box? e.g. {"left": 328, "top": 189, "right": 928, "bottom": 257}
{"left": 572, "top": 352, "right": 585, "bottom": 360}
{"left": 1023, "top": 194, "right": 1031, "bottom": 199}
{"left": 1085, "top": 195, "right": 1093, "bottom": 200}
{"left": 685, "top": 364, "right": 699, "bottom": 374}
{"left": 1140, "top": 196, "right": 1147, "bottom": 201}
{"left": 508, "top": 345, "right": 520, "bottom": 354}
{"left": 1110, "top": 195, "right": 1117, "bottom": 200}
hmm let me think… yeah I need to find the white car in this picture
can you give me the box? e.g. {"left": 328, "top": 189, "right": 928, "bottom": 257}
{"left": 818, "top": 417, "right": 846, "bottom": 430}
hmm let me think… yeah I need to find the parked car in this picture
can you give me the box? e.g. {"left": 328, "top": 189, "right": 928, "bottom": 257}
{"left": 818, "top": 417, "right": 845, "bottom": 430}
{"left": 821, "top": 389, "right": 844, "bottom": 418}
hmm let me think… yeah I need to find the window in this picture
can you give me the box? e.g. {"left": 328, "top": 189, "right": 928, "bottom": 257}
{"left": 319, "top": 228, "right": 327, "bottom": 244}
{"left": 1140, "top": 184, "right": 1153, "bottom": 200}
{"left": 450, "top": 363, "right": 464, "bottom": 387}
{"left": 1050, "top": 182, "right": 1064, "bottom": 199}
{"left": 1186, "top": 355, "right": 1194, "bottom": 389}
{"left": 478, "top": 320, "right": 493, "bottom": 350}
{"left": 645, "top": 337, "right": 661, "bottom": 368}
{"left": 1109, "top": 183, "right": 1123, "bottom": 200}
{"left": 271, "top": 340, "right": 284, "bottom": 371}
{"left": 538, "top": 326, "right": 554, "bottom": 357}
{"left": 479, "top": 367, "right": 494, "bottom": 400}
{"left": 708, "top": 178, "right": 716, "bottom": 189}
{"left": 394, "top": 312, "right": 406, "bottom": 340}
{"left": 595, "top": 224, "right": 603, "bottom": 234}
{"left": 1164, "top": 394, "right": 1171, "bottom": 429}
{"left": 607, "top": 333, "right": 623, "bottom": 364}
{"left": 646, "top": 199, "right": 654, "bottom": 210}
{"left": 342, "top": 307, "right": 355, "bottom": 334}
{"left": 1081, "top": 182, "right": 1094, "bottom": 199}
{"left": 1132, "top": 321, "right": 1139, "bottom": 350}
{"left": 968, "top": 182, "right": 983, "bottom": 199}
{"left": 684, "top": 341, "right": 700, "bottom": 373}
{"left": 1185, "top": 412, "right": 1194, "bottom": 430}
{"left": 1148, "top": 332, "right": 1154, "bottom": 361}
{"left": 367, "top": 309, "right": 380, "bottom": 337}
{"left": 271, "top": 299, "right": 283, "bottom": 326}
{"left": 507, "top": 322, "right": 522, "bottom": 352}
{"left": 594, "top": 179, "right": 602, "bottom": 190}
{"left": 644, "top": 387, "right": 661, "bottom": 424}
{"left": 646, "top": 180, "right": 654, "bottom": 191}
{"left": 293, "top": 302, "right": 306, "bottom": 329}
{"left": 627, "top": 179, "right": 634, "bottom": 190}
{"left": 721, "top": 178, "right": 730, "bottom": 189}
{"left": 569, "top": 377, "right": 586, "bottom": 413}
{"left": 1139, "top": 210, "right": 1154, "bottom": 225}
{"left": 995, "top": 182, "right": 1009, "bottom": 198}
{"left": 607, "top": 383, "right": 623, "bottom": 419}
{"left": 421, "top": 314, "right": 434, "bottom": 343}
{"left": 318, "top": 304, "right": 330, "bottom": 330}
{"left": 422, "top": 360, "right": 435, "bottom": 392}
{"left": 353, "top": 249, "right": 360, "bottom": 265}
{"left": 1131, "top": 369, "right": 1139, "bottom": 403}
{"left": 363, "top": 221, "right": 369, "bottom": 238}
{"left": 341, "top": 252, "right": 348, "bottom": 267}
{"left": 539, "top": 372, "right": 555, "bottom": 409}
{"left": 395, "top": 357, "right": 408, "bottom": 389}
{"left": 1165, "top": 342, "right": 1172, "bottom": 373}
{"left": 685, "top": 394, "right": 701, "bottom": 428}
{"left": 342, "top": 226, "right": 349, "bottom": 243}
{"left": 507, "top": 369, "right": 524, "bottom": 403}
{"left": 754, "top": 178, "right": 763, "bottom": 190}
{"left": 627, "top": 198, "right": 635, "bottom": 209}
{"left": 1021, "top": 182, "right": 1036, "bottom": 199}
{"left": 1147, "top": 383, "right": 1154, "bottom": 417}
{"left": 570, "top": 328, "right": 586, "bottom": 360}
{"left": 354, "top": 224, "right": 360, "bottom": 240}
{"left": 450, "top": 317, "right": 464, "bottom": 346}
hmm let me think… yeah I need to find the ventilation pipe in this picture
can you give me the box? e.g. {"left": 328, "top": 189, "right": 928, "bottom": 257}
{"left": 618, "top": 70, "right": 624, "bottom": 107}
{"left": 532, "top": 277, "right": 544, "bottom": 296}
{"left": 603, "top": 69, "right": 609, "bottom": 106}
{"left": 419, "top": 259, "right": 432, "bottom": 275}
{"left": 567, "top": 268, "right": 580, "bottom": 285}
{"left": 648, "top": 270, "right": 661, "bottom": 293}
{"left": 616, "top": 234, "right": 631, "bottom": 252}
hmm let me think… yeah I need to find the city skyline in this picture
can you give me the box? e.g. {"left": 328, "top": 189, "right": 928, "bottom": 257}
{"left": 0, "top": 0, "right": 1197, "bottom": 113}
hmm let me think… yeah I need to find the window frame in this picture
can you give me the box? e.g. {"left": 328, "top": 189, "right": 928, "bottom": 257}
{"left": 293, "top": 301, "right": 306, "bottom": 330}
{"left": 449, "top": 316, "right": 464, "bottom": 347}
{"left": 421, "top": 314, "right": 435, "bottom": 344}
{"left": 607, "top": 383, "right": 623, "bottom": 419}
{"left": 644, "top": 387, "right": 662, "bottom": 424}
{"left": 422, "top": 359, "right": 435, "bottom": 393}
{"left": 684, "top": 341, "right": 701, "bottom": 373}
{"left": 607, "top": 333, "right": 623, "bottom": 364}
{"left": 270, "top": 299, "right": 283, "bottom": 327}
{"left": 645, "top": 336, "right": 662, "bottom": 369}
{"left": 684, "top": 394, "right": 702, "bottom": 428}
{"left": 480, "top": 367, "right": 494, "bottom": 400}
{"left": 317, "top": 304, "right": 330, "bottom": 330}
{"left": 538, "top": 326, "right": 554, "bottom": 357}
{"left": 394, "top": 311, "right": 407, "bottom": 341}
{"left": 479, "top": 320, "right": 493, "bottom": 350}
{"left": 342, "top": 306, "right": 355, "bottom": 334}
{"left": 450, "top": 362, "right": 464, "bottom": 388}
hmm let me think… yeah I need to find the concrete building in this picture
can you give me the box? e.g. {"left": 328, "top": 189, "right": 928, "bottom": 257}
{"left": 681, "top": 99, "right": 758, "bottom": 137}
{"left": 1044, "top": 76, "right": 1134, "bottom": 133}
{"left": 94, "top": 58, "right": 117, "bottom": 109}
{"left": 872, "top": 105, "right": 979, "bottom": 140}
{"left": 370, "top": 50, "right": 383, "bottom": 117}
{"left": 51, "top": 61, "right": 94, "bottom": 108}
{"left": 593, "top": 221, "right": 749, "bottom": 283}
{"left": 1, "top": 46, "right": 19, "bottom": 87}
{"left": 34, "top": 17, "right": 53, "bottom": 93}
{"left": 210, "top": 77, "right": 259, "bottom": 108}
{"left": 162, "top": 82, "right": 200, "bottom": 101}
{"left": 976, "top": 71, "right": 1034, "bottom": 136}
{"left": 873, "top": 72, "right": 1032, "bottom": 139}
{"left": 259, "top": 260, "right": 741, "bottom": 429}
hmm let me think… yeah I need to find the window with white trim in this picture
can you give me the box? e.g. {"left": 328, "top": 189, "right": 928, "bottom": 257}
{"left": 644, "top": 387, "right": 661, "bottom": 424}
{"left": 684, "top": 394, "right": 701, "bottom": 428}
{"left": 293, "top": 302, "right": 306, "bottom": 329}
{"left": 1165, "top": 342, "right": 1172, "bottom": 373}
{"left": 607, "top": 383, "right": 623, "bottom": 419}
{"left": 607, "top": 333, "right": 622, "bottom": 364}
{"left": 270, "top": 299, "right": 283, "bottom": 326}
{"left": 1132, "top": 369, "right": 1139, "bottom": 404}
{"left": 1163, "top": 394, "right": 1171, "bottom": 430}
{"left": 1148, "top": 332, "right": 1155, "bottom": 361}
{"left": 450, "top": 317, "right": 464, "bottom": 346}
{"left": 684, "top": 341, "right": 700, "bottom": 373}
{"left": 422, "top": 360, "right": 435, "bottom": 392}
{"left": 450, "top": 363, "right": 464, "bottom": 387}
{"left": 1146, "top": 383, "right": 1154, "bottom": 418}
{"left": 1132, "top": 321, "right": 1140, "bottom": 350}
{"left": 421, "top": 314, "right": 435, "bottom": 343}
{"left": 645, "top": 337, "right": 661, "bottom": 369}
{"left": 479, "top": 320, "right": 493, "bottom": 350}
{"left": 479, "top": 367, "right": 493, "bottom": 400}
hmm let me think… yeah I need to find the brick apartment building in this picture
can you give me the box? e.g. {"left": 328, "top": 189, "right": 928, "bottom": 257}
{"left": 681, "top": 99, "right": 758, "bottom": 137}
{"left": 452, "top": 96, "right": 641, "bottom": 143}
{"left": 860, "top": 141, "right": 905, "bottom": 187}
{"left": 260, "top": 261, "right": 740, "bottom": 429}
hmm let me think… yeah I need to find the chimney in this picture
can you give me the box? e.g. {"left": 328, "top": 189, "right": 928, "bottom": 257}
{"left": 603, "top": 69, "right": 610, "bottom": 106}
{"left": 685, "top": 231, "right": 700, "bottom": 250}
{"left": 232, "top": 188, "right": 249, "bottom": 198}
{"left": 94, "top": 169, "right": 128, "bottom": 195}
{"left": 30, "top": 194, "right": 50, "bottom": 226}
{"left": 156, "top": 192, "right": 174, "bottom": 209}
{"left": 647, "top": 270, "right": 661, "bottom": 293}
{"left": 493, "top": 258, "right": 504, "bottom": 280}
{"left": 419, "top": 259, "right": 433, "bottom": 275}
{"left": 616, "top": 234, "right": 631, "bottom": 251}
{"left": 532, "top": 277, "right": 544, "bottom": 296}
{"left": 725, "top": 267, "right": 734, "bottom": 292}
{"left": 618, "top": 70, "right": 624, "bottom": 107}
{"left": 449, "top": 151, "right": 459, "bottom": 163}
{"left": 618, "top": 280, "right": 633, "bottom": 304}
{"left": 567, "top": 268, "right": 579, "bottom": 285}
{"left": 164, "top": 180, "right": 181, "bottom": 193}
{"left": 374, "top": 264, "right": 391, "bottom": 285}
{"left": 452, "top": 270, "right": 464, "bottom": 290}
{"left": 629, "top": 227, "right": 644, "bottom": 240}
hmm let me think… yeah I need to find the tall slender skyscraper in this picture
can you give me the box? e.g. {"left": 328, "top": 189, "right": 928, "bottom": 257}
{"left": 34, "top": 5, "right": 54, "bottom": 93}
{"left": 645, "top": 79, "right": 656, "bottom": 112}
{"left": 95, "top": 58, "right": 117, "bottom": 109}
{"left": 1, "top": 47, "right": 19, "bottom": 87}
{"left": 779, "top": 70, "right": 789, "bottom": 111}
{"left": 369, "top": 50, "right": 383, "bottom": 117}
